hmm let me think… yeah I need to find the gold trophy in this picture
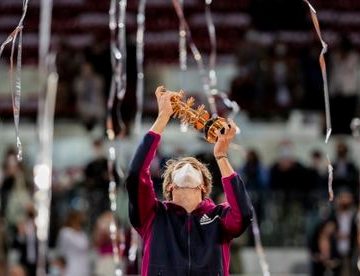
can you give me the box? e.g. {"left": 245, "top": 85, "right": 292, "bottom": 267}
{"left": 169, "top": 89, "right": 228, "bottom": 143}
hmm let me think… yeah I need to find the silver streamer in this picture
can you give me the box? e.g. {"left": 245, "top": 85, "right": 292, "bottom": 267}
{"left": 134, "top": 0, "right": 147, "bottom": 135}
{"left": 216, "top": 90, "right": 240, "bottom": 120}
{"left": 37, "top": 0, "right": 52, "bottom": 124}
{"left": 133, "top": 0, "right": 147, "bottom": 267}
{"left": 107, "top": 0, "right": 128, "bottom": 139}
{"left": 39, "top": 0, "right": 53, "bottom": 72}
{"left": 107, "top": 0, "right": 118, "bottom": 140}
{"left": 34, "top": 54, "right": 58, "bottom": 276}
{"left": 173, "top": 0, "right": 239, "bottom": 119}
{"left": 117, "top": 0, "right": 127, "bottom": 100}
{"left": 326, "top": 154, "right": 334, "bottom": 202}
{"left": 0, "top": 0, "right": 30, "bottom": 161}
{"left": 230, "top": 143, "right": 269, "bottom": 275}
{"left": 303, "top": 0, "right": 332, "bottom": 144}
{"left": 251, "top": 209, "right": 271, "bottom": 276}
{"left": 203, "top": 0, "right": 239, "bottom": 118}
{"left": 178, "top": 0, "right": 188, "bottom": 132}
{"left": 203, "top": 3, "right": 261, "bottom": 272}
{"left": 178, "top": 0, "right": 187, "bottom": 72}
{"left": 351, "top": 118, "right": 360, "bottom": 138}
{"left": 351, "top": 118, "right": 360, "bottom": 271}
{"left": 108, "top": 146, "right": 123, "bottom": 275}
{"left": 37, "top": 0, "right": 53, "bottom": 162}
{"left": 204, "top": 0, "right": 217, "bottom": 90}
{"left": 171, "top": 0, "right": 217, "bottom": 115}
{"left": 107, "top": 1, "right": 128, "bottom": 274}
{"left": 303, "top": 0, "right": 334, "bottom": 201}
{"left": 32, "top": 1, "right": 56, "bottom": 274}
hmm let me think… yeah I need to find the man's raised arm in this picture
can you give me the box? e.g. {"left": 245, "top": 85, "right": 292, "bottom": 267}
{"left": 125, "top": 86, "right": 175, "bottom": 236}
{"left": 214, "top": 120, "right": 253, "bottom": 238}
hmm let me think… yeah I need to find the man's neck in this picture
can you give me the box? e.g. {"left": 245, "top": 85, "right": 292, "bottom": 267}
{"left": 172, "top": 188, "right": 202, "bottom": 213}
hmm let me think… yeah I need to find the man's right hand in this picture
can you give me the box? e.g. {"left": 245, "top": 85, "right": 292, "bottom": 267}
{"left": 155, "top": 86, "right": 176, "bottom": 120}
{"left": 151, "top": 86, "right": 177, "bottom": 134}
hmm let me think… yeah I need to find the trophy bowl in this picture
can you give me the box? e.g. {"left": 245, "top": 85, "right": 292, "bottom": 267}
{"left": 204, "top": 117, "right": 228, "bottom": 144}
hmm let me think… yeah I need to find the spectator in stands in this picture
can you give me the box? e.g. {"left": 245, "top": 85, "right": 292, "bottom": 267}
{"left": 332, "top": 140, "right": 359, "bottom": 195}
{"left": 239, "top": 149, "right": 268, "bottom": 222}
{"left": 49, "top": 255, "right": 66, "bottom": 276}
{"left": 311, "top": 189, "right": 358, "bottom": 275}
{"left": 74, "top": 61, "right": 106, "bottom": 131}
{"left": 84, "top": 138, "right": 118, "bottom": 229}
{"left": 13, "top": 204, "right": 37, "bottom": 276}
{"left": 269, "top": 140, "right": 312, "bottom": 196}
{"left": 310, "top": 150, "right": 327, "bottom": 180}
{"left": 230, "top": 36, "right": 262, "bottom": 117}
{"left": 241, "top": 149, "right": 269, "bottom": 191}
{"left": 332, "top": 189, "right": 358, "bottom": 275}
{"left": 269, "top": 42, "right": 303, "bottom": 118}
{"left": 269, "top": 140, "right": 315, "bottom": 244}
{"left": 0, "top": 217, "right": 7, "bottom": 276}
{"left": 299, "top": 43, "right": 324, "bottom": 111}
{"left": 1, "top": 148, "right": 32, "bottom": 240}
{"left": 309, "top": 218, "right": 341, "bottom": 276}
{"left": 1, "top": 148, "right": 27, "bottom": 216}
{"left": 84, "top": 37, "right": 112, "bottom": 98}
{"left": 8, "top": 264, "right": 27, "bottom": 276}
{"left": 330, "top": 35, "right": 360, "bottom": 134}
{"left": 308, "top": 149, "right": 328, "bottom": 197}
{"left": 55, "top": 39, "right": 81, "bottom": 116}
{"left": 56, "top": 210, "right": 90, "bottom": 276}
{"left": 93, "top": 211, "right": 118, "bottom": 276}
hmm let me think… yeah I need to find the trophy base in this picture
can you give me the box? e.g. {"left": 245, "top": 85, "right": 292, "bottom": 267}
{"left": 204, "top": 117, "right": 227, "bottom": 143}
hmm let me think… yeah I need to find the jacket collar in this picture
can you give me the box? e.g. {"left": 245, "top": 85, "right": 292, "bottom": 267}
{"left": 164, "top": 198, "right": 216, "bottom": 215}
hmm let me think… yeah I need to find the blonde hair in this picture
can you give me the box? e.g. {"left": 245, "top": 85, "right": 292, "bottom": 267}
{"left": 162, "top": 157, "right": 212, "bottom": 200}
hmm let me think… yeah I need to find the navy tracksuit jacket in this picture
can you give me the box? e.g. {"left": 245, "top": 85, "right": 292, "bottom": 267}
{"left": 126, "top": 131, "right": 253, "bottom": 276}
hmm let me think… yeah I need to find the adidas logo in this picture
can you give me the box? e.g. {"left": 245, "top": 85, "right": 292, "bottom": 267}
{"left": 200, "top": 214, "right": 211, "bottom": 224}
{"left": 200, "top": 214, "right": 219, "bottom": 225}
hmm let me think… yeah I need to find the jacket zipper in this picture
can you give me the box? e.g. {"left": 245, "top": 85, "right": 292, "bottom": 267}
{"left": 187, "top": 213, "right": 191, "bottom": 275}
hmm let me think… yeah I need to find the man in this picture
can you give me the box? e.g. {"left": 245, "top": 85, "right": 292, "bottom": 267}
{"left": 126, "top": 86, "right": 253, "bottom": 275}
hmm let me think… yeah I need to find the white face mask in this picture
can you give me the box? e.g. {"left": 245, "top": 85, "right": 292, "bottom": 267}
{"left": 172, "top": 163, "right": 203, "bottom": 188}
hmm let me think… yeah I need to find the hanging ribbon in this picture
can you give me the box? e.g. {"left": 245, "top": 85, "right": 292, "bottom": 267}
{"left": 178, "top": 0, "right": 187, "bottom": 72}
{"left": 303, "top": 0, "right": 332, "bottom": 144}
{"left": 134, "top": 0, "right": 147, "bottom": 135}
{"left": 204, "top": 0, "right": 240, "bottom": 119}
{"left": 37, "top": 0, "right": 54, "bottom": 150}
{"left": 326, "top": 154, "right": 334, "bottom": 201}
{"left": 171, "top": 0, "right": 217, "bottom": 115}
{"left": 251, "top": 209, "right": 271, "bottom": 276}
{"left": 107, "top": 0, "right": 128, "bottom": 140}
{"left": 107, "top": 146, "right": 124, "bottom": 276}
{"left": 351, "top": 118, "right": 360, "bottom": 138}
{"left": 303, "top": 0, "right": 334, "bottom": 201}
{"left": 177, "top": 0, "right": 189, "bottom": 132}
{"left": 33, "top": 1, "right": 56, "bottom": 274}
{"left": 0, "top": 0, "right": 30, "bottom": 161}
{"left": 34, "top": 53, "right": 58, "bottom": 276}
{"left": 204, "top": 0, "right": 217, "bottom": 90}
{"left": 107, "top": 1, "right": 128, "bottom": 274}
{"left": 172, "top": 0, "right": 240, "bottom": 120}
{"left": 229, "top": 143, "right": 269, "bottom": 274}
